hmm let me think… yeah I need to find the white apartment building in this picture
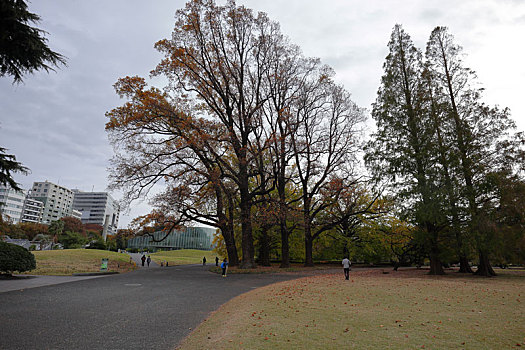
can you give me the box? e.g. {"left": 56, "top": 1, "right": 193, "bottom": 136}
{"left": 20, "top": 197, "right": 44, "bottom": 224}
{"left": 0, "top": 185, "right": 26, "bottom": 223}
{"left": 72, "top": 190, "right": 120, "bottom": 240}
{"left": 29, "top": 181, "right": 75, "bottom": 224}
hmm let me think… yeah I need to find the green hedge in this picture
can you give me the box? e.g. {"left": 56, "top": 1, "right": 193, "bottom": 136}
{"left": 0, "top": 241, "right": 36, "bottom": 275}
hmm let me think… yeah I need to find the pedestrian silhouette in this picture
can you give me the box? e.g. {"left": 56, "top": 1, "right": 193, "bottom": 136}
{"left": 141, "top": 254, "right": 146, "bottom": 267}
{"left": 221, "top": 258, "right": 228, "bottom": 277}
{"left": 215, "top": 256, "right": 219, "bottom": 266}
{"left": 342, "top": 256, "right": 351, "bottom": 280}
{"left": 147, "top": 256, "right": 151, "bottom": 267}
{"left": 203, "top": 256, "right": 206, "bottom": 266}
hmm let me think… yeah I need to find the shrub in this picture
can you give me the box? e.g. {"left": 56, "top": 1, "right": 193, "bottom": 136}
{"left": 0, "top": 241, "right": 36, "bottom": 275}
{"left": 58, "top": 231, "right": 87, "bottom": 249}
{"left": 86, "top": 238, "right": 106, "bottom": 250}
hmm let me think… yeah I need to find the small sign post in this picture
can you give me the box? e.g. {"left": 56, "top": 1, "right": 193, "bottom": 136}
{"left": 101, "top": 258, "right": 108, "bottom": 271}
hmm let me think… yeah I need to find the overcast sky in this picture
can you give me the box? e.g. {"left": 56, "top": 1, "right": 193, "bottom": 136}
{"left": 1, "top": 0, "right": 524, "bottom": 228}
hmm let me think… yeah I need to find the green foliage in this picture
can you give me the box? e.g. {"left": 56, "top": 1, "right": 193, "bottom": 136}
{"left": 48, "top": 220, "right": 64, "bottom": 237}
{"left": 57, "top": 231, "right": 87, "bottom": 249}
{"left": 0, "top": 0, "right": 66, "bottom": 83}
{"left": 86, "top": 237, "right": 106, "bottom": 250}
{"left": 0, "top": 147, "right": 29, "bottom": 191}
{"left": 105, "top": 236, "right": 117, "bottom": 251}
{"left": 0, "top": 241, "right": 36, "bottom": 274}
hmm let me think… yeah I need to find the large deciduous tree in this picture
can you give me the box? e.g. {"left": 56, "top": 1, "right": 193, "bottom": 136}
{"left": 107, "top": 0, "right": 366, "bottom": 269}
{"left": 291, "top": 70, "right": 365, "bottom": 266}
{"left": 151, "top": 0, "right": 282, "bottom": 268}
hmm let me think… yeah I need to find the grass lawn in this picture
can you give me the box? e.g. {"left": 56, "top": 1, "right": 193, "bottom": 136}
{"left": 27, "top": 249, "right": 136, "bottom": 275}
{"left": 150, "top": 249, "right": 219, "bottom": 266}
{"left": 178, "top": 268, "right": 525, "bottom": 349}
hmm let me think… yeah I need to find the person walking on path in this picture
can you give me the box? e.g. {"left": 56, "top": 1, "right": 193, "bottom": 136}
{"left": 215, "top": 256, "right": 219, "bottom": 266}
{"left": 221, "top": 258, "right": 228, "bottom": 277}
{"left": 146, "top": 256, "right": 151, "bottom": 267}
{"left": 342, "top": 257, "right": 351, "bottom": 280}
{"left": 203, "top": 256, "right": 206, "bottom": 266}
{"left": 141, "top": 255, "right": 146, "bottom": 267}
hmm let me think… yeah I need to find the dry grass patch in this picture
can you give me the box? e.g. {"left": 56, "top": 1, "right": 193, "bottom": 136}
{"left": 150, "top": 249, "right": 218, "bottom": 266}
{"left": 178, "top": 269, "right": 525, "bottom": 349}
{"left": 27, "top": 249, "right": 136, "bottom": 275}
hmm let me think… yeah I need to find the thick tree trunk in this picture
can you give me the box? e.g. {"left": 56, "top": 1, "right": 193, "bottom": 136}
{"left": 280, "top": 220, "right": 290, "bottom": 268}
{"left": 304, "top": 211, "right": 314, "bottom": 267}
{"left": 304, "top": 235, "right": 314, "bottom": 267}
{"left": 278, "top": 177, "right": 290, "bottom": 268}
{"left": 239, "top": 205, "right": 255, "bottom": 268}
{"left": 216, "top": 187, "right": 239, "bottom": 267}
{"left": 220, "top": 225, "right": 238, "bottom": 267}
{"left": 238, "top": 151, "right": 256, "bottom": 269}
{"left": 258, "top": 226, "right": 271, "bottom": 266}
{"left": 458, "top": 255, "right": 473, "bottom": 273}
{"left": 429, "top": 251, "right": 445, "bottom": 275}
{"left": 474, "top": 251, "right": 496, "bottom": 277}
{"left": 429, "top": 230, "right": 445, "bottom": 275}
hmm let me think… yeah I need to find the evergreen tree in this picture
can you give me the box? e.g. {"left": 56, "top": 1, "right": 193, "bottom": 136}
{"left": 365, "top": 24, "right": 446, "bottom": 274}
{"left": 0, "top": 147, "right": 28, "bottom": 192}
{"left": 0, "top": 0, "right": 66, "bottom": 83}
{"left": 425, "top": 26, "right": 520, "bottom": 276}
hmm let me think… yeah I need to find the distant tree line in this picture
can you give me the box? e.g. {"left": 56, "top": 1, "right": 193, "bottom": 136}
{"left": 0, "top": 216, "right": 131, "bottom": 251}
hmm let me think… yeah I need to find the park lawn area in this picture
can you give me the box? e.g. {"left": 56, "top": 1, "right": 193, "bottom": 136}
{"left": 150, "top": 249, "right": 218, "bottom": 266}
{"left": 178, "top": 269, "right": 525, "bottom": 349}
{"left": 27, "top": 249, "right": 136, "bottom": 275}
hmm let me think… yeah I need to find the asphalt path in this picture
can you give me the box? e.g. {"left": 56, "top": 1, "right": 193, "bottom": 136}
{"left": 0, "top": 264, "right": 313, "bottom": 350}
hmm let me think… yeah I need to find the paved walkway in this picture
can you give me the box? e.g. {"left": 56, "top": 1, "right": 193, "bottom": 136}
{"left": 0, "top": 264, "right": 313, "bottom": 350}
{"left": 0, "top": 274, "right": 110, "bottom": 293}
{"left": 128, "top": 252, "right": 160, "bottom": 268}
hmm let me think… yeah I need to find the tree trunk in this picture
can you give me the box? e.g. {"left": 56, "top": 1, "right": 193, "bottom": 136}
{"left": 258, "top": 226, "right": 271, "bottom": 266}
{"left": 429, "top": 239, "right": 445, "bottom": 275}
{"left": 304, "top": 211, "right": 314, "bottom": 267}
{"left": 458, "top": 255, "right": 473, "bottom": 273}
{"left": 474, "top": 251, "right": 496, "bottom": 277}
{"left": 429, "top": 252, "right": 445, "bottom": 275}
{"left": 239, "top": 187, "right": 255, "bottom": 269}
{"left": 278, "top": 175, "right": 290, "bottom": 268}
{"left": 280, "top": 220, "right": 290, "bottom": 268}
{"left": 222, "top": 227, "right": 239, "bottom": 267}
{"left": 236, "top": 147, "right": 256, "bottom": 269}
{"left": 216, "top": 187, "right": 239, "bottom": 267}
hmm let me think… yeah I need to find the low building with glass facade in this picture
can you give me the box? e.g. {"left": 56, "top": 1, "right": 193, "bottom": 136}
{"left": 127, "top": 226, "right": 216, "bottom": 251}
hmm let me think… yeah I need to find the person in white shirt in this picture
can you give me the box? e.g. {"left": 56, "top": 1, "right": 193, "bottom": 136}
{"left": 342, "top": 257, "right": 351, "bottom": 280}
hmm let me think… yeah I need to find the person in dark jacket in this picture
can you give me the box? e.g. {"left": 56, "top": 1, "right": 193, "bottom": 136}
{"left": 141, "top": 255, "right": 146, "bottom": 267}
{"left": 221, "top": 258, "right": 228, "bottom": 277}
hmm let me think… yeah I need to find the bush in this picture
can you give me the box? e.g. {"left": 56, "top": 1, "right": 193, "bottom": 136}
{"left": 86, "top": 238, "right": 106, "bottom": 250}
{"left": 58, "top": 231, "right": 87, "bottom": 249}
{"left": 0, "top": 241, "right": 36, "bottom": 275}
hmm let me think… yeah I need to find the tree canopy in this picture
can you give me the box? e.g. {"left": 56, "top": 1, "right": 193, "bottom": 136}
{"left": 0, "top": 0, "right": 66, "bottom": 83}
